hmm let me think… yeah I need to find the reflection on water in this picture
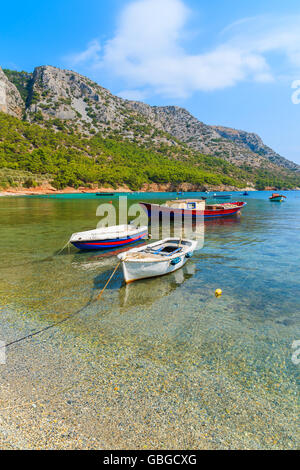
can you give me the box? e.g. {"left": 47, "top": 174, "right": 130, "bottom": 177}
{"left": 119, "top": 263, "right": 197, "bottom": 309}
{"left": 71, "top": 240, "right": 147, "bottom": 271}
{"left": 204, "top": 215, "right": 241, "bottom": 227}
{"left": 91, "top": 249, "right": 197, "bottom": 309}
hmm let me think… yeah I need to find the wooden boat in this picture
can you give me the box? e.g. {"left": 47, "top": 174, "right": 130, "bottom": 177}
{"left": 213, "top": 193, "right": 232, "bottom": 199}
{"left": 269, "top": 193, "right": 286, "bottom": 202}
{"left": 118, "top": 238, "right": 197, "bottom": 283}
{"left": 70, "top": 224, "right": 148, "bottom": 251}
{"left": 139, "top": 199, "right": 246, "bottom": 219}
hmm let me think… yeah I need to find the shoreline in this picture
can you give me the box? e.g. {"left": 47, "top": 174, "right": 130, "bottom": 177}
{"left": 1, "top": 183, "right": 298, "bottom": 197}
{"left": 0, "top": 185, "right": 279, "bottom": 197}
{"left": 0, "top": 185, "right": 133, "bottom": 197}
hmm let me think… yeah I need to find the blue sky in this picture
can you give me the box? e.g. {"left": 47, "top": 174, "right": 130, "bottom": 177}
{"left": 2, "top": 0, "right": 300, "bottom": 163}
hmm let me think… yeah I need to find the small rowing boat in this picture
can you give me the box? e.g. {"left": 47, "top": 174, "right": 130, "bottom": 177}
{"left": 118, "top": 238, "right": 197, "bottom": 283}
{"left": 269, "top": 193, "right": 286, "bottom": 202}
{"left": 70, "top": 224, "right": 148, "bottom": 251}
{"left": 140, "top": 199, "right": 246, "bottom": 219}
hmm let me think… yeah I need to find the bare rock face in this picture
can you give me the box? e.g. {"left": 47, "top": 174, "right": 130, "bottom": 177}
{"left": 213, "top": 126, "right": 300, "bottom": 171}
{"left": 0, "top": 67, "right": 24, "bottom": 118}
{"left": 26, "top": 65, "right": 127, "bottom": 133}
{"left": 126, "top": 102, "right": 300, "bottom": 170}
{"left": 127, "top": 102, "right": 223, "bottom": 153}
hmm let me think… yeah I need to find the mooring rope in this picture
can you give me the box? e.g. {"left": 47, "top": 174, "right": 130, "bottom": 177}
{"left": 0, "top": 261, "right": 122, "bottom": 350}
{"left": 0, "top": 240, "right": 72, "bottom": 273}
{"left": 55, "top": 240, "right": 71, "bottom": 256}
{"left": 1, "top": 299, "right": 93, "bottom": 350}
{"left": 96, "top": 261, "right": 121, "bottom": 301}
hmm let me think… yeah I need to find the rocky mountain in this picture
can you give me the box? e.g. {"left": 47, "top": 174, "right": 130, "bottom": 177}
{"left": 1, "top": 64, "right": 299, "bottom": 174}
{"left": 212, "top": 126, "right": 300, "bottom": 171}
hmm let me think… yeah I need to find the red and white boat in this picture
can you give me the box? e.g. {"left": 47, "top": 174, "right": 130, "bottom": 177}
{"left": 139, "top": 199, "right": 246, "bottom": 219}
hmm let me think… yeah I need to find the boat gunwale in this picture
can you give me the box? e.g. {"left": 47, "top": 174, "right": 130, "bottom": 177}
{"left": 139, "top": 201, "right": 247, "bottom": 216}
{"left": 70, "top": 225, "right": 148, "bottom": 242}
{"left": 118, "top": 238, "right": 197, "bottom": 263}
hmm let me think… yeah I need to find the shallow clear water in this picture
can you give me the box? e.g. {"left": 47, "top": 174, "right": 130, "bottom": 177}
{"left": 0, "top": 191, "right": 299, "bottom": 449}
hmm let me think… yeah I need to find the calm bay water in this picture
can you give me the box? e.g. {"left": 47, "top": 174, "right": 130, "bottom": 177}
{"left": 0, "top": 191, "right": 299, "bottom": 449}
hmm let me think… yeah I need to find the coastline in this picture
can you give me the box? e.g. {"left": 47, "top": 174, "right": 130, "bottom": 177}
{"left": 0, "top": 184, "right": 132, "bottom": 197}
{"left": 1, "top": 182, "right": 298, "bottom": 197}
{"left": 0, "top": 182, "right": 258, "bottom": 197}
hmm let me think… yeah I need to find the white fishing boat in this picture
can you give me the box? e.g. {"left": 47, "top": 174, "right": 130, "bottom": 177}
{"left": 70, "top": 224, "right": 148, "bottom": 251}
{"left": 117, "top": 238, "right": 198, "bottom": 283}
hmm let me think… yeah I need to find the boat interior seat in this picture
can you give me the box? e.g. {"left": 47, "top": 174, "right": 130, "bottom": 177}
{"left": 149, "top": 246, "right": 182, "bottom": 256}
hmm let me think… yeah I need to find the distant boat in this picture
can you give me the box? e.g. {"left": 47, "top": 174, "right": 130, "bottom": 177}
{"left": 96, "top": 192, "right": 115, "bottom": 196}
{"left": 70, "top": 225, "right": 148, "bottom": 251}
{"left": 140, "top": 199, "right": 246, "bottom": 219}
{"left": 269, "top": 193, "right": 287, "bottom": 202}
{"left": 243, "top": 191, "right": 249, "bottom": 196}
{"left": 213, "top": 193, "right": 232, "bottom": 199}
{"left": 118, "top": 238, "right": 197, "bottom": 283}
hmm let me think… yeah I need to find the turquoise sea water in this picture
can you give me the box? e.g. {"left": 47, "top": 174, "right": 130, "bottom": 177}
{"left": 0, "top": 191, "right": 299, "bottom": 449}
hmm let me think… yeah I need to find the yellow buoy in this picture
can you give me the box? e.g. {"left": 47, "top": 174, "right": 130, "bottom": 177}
{"left": 215, "top": 289, "right": 222, "bottom": 297}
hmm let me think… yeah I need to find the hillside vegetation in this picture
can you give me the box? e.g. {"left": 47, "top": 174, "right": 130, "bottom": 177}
{"left": 1, "top": 112, "right": 300, "bottom": 191}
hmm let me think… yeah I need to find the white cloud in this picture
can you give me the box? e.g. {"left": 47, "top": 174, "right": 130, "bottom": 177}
{"left": 117, "top": 89, "right": 148, "bottom": 100}
{"left": 65, "top": 0, "right": 300, "bottom": 98}
{"left": 65, "top": 40, "right": 101, "bottom": 66}
{"left": 223, "top": 15, "right": 300, "bottom": 64}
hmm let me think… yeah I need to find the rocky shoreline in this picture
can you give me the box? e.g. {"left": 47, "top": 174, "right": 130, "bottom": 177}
{"left": 0, "top": 182, "right": 258, "bottom": 197}
{"left": 1, "top": 181, "right": 298, "bottom": 197}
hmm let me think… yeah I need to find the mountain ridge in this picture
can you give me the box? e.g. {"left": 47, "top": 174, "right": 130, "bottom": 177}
{"left": 3, "top": 64, "right": 299, "bottom": 172}
{"left": 1, "top": 64, "right": 300, "bottom": 192}
{"left": 2, "top": 64, "right": 299, "bottom": 170}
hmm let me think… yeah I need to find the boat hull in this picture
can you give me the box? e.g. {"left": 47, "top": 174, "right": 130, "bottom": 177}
{"left": 71, "top": 231, "right": 148, "bottom": 251}
{"left": 140, "top": 202, "right": 246, "bottom": 219}
{"left": 118, "top": 238, "right": 197, "bottom": 283}
{"left": 121, "top": 256, "right": 189, "bottom": 283}
{"left": 269, "top": 197, "right": 284, "bottom": 202}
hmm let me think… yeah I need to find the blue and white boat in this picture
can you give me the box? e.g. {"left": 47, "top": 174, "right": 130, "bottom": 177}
{"left": 70, "top": 224, "right": 148, "bottom": 251}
